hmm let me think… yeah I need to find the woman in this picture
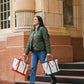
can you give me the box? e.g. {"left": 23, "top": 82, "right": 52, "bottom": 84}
{"left": 23, "top": 16, "right": 56, "bottom": 84}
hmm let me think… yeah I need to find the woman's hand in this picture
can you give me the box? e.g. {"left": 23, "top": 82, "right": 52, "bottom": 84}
{"left": 23, "top": 53, "right": 27, "bottom": 57}
{"left": 46, "top": 53, "right": 54, "bottom": 61}
{"left": 47, "top": 53, "right": 51, "bottom": 57}
{"left": 46, "top": 53, "right": 52, "bottom": 61}
{"left": 23, "top": 53, "right": 28, "bottom": 63}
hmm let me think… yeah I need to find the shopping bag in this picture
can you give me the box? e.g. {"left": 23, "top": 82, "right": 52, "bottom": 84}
{"left": 42, "top": 55, "right": 59, "bottom": 76}
{"left": 11, "top": 56, "right": 29, "bottom": 75}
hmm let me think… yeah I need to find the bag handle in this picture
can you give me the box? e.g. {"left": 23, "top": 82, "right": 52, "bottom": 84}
{"left": 19, "top": 56, "right": 28, "bottom": 63}
{"left": 45, "top": 55, "right": 54, "bottom": 62}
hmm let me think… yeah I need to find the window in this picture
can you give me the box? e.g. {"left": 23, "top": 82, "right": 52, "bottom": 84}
{"left": 0, "top": 0, "right": 10, "bottom": 29}
{"left": 63, "top": 0, "right": 73, "bottom": 26}
{"left": 15, "top": 14, "right": 17, "bottom": 27}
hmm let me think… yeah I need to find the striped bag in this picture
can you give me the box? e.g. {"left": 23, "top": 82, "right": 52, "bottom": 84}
{"left": 42, "top": 55, "right": 59, "bottom": 76}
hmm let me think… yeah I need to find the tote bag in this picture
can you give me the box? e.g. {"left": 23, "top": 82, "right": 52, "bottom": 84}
{"left": 11, "top": 56, "right": 29, "bottom": 75}
{"left": 42, "top": 55, "right": 59, "bottom": 76}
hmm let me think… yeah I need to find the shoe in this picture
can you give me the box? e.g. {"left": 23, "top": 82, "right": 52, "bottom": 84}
{"left": 51, "top": 77, "right": 57, "bottom": 84}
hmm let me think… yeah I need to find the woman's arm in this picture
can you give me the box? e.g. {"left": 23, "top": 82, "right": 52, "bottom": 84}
{"left": 41, "top": 27, "right": 51, "bottom": 54}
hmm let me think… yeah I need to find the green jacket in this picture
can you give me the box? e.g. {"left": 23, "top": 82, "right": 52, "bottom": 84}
{"left": 25, "top": 26, "right": 51, "bottom": 55}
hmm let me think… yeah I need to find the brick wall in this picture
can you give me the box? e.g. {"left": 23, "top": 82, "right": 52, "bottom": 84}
{"left": 0, "top": 36, "right": 25, "bottom": 82}
{"left": 71, "top": 37, "right": 84, "bottom": 62}
{"left": 0, "top": 81, "right": 14, "bottom": 84}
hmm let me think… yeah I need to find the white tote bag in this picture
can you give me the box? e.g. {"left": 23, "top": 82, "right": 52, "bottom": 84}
{"left": 11, "top": 56, "right": 29, "bottom": 75}
{"left": 42, "top": 55, "right": 59, "bottom": 76}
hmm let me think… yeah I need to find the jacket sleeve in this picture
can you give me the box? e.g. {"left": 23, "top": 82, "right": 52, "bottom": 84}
{"left": 41, "top": 27, "right": 51, "bottom": 53}
{"left": 25, "top": 37, "right": 30, "bottom": 55}
{"left": 25, "top": 30, "right": 32, "bottom": 55}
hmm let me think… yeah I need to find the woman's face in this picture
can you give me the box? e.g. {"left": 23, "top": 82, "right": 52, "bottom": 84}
{"left": 33, "top": 17, "right": 39, "bottom": 26}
